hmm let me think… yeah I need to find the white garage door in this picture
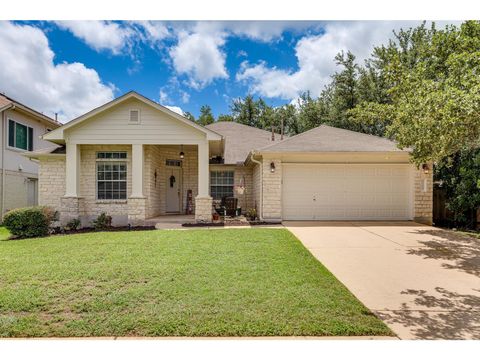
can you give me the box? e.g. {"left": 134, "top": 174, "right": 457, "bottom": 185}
{"left": 282, "top": 164, "right": 413, "bottom": 220}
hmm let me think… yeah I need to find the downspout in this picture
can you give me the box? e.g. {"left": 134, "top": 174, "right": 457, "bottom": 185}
{"left": 249, "top": 151, "right": 263, "bottom": 221}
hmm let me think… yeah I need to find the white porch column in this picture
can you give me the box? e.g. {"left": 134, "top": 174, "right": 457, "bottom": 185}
{"left": 197, "top": 140, "right": 209, "bottom": 197}
{"left": 65, "top": 142, "right": 80, "bottom": 197}
{"left": 131, "top": 144, "right": 144, "bottom": 198}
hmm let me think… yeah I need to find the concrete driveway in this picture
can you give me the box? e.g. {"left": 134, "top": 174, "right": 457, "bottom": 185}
{"left": 284, "top": 221, "right": 480, "bottom": 340}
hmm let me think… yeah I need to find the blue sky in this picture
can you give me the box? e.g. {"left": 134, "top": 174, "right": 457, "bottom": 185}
{"left": 0, "top": 20, "right": 455, "bottom": 122}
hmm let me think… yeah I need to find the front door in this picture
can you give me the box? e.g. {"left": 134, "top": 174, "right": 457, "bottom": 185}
{"left": 166, "top": 167, "right": 181, "bottom": 212}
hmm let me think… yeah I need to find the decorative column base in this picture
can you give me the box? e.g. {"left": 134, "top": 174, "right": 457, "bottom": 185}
{"left": 60, "top": 196, "right": 84, "bottom": 226}
{"left": 195, "top": 196, "right": 213, "bottom": 223}
{"left": 128, "top": 197, "right": 146, "bottom": 226}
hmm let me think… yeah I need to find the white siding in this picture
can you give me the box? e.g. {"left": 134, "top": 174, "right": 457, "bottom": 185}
{"left": 66, "top": 98, "right": 206, "bottom": 144}
{"left": 2, "top": 109, "right": 54, "bottom": 173}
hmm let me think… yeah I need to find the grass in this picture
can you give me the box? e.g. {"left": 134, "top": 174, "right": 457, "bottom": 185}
{"left": 0, "top": 227, "right": 392, "bottom": 337}
{"left": 0, "top": 226, "right": 10, "bottom": 241}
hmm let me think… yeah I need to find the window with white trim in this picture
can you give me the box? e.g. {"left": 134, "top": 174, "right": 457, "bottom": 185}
{"left": 210, "top": 171, "right": 234, "bottom": 200}
{"left": 96, "top": 152, "right": 127, "bottom": 200}
{"left": 8, "top": 119, "right": 33, "bottom": 151}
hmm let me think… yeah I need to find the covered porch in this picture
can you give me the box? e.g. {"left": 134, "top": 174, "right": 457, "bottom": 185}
{"left": 145, "top": 214, "right": 195, "bottom": 229}
{"left": 62, "top": 140, "right": 215, "bottom": 226}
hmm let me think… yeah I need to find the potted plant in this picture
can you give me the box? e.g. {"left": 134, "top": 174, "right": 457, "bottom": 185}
{"left": 246, "top": 208, "right": 257, "bottom": 221}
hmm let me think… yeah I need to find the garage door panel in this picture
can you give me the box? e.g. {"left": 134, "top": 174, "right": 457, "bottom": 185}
{"left": 282, "top": 164, "right": 412, "bottom": 221}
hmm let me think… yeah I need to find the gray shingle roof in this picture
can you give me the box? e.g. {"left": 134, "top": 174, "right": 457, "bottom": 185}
{"left": 259, "top": 125, "right": 405, "bottom": 153}
{"left": 205, "top": 122, "right": 285, "bottom": 164}
{"left": 0, "top": 94, "right": 61, "bottom": 127}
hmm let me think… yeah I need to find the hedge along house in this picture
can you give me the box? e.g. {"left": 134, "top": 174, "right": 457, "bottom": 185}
{"left": 26, "top": 91, "right": 433, "bottom": 226}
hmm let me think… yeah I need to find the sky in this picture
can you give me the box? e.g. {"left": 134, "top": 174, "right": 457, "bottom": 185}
{"left": 0, "top": 20, "right": 458, "bottom": 122}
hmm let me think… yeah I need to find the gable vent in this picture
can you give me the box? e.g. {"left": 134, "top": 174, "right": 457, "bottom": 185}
{"left": 129, "top": 109, "right": 140, "bottom": 123}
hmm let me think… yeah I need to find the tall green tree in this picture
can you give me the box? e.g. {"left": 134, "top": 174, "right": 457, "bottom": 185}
{"left": 276, "top": 104, "right": 300, "bottom": 136}
{"left": 435, "top": 149, "right": 480, "bottom": 226}
{"left": 183, "top": 111, "right": 196, "bottom": 122}
{"left": 197, "top": 105, "right": 215, "bottom": 126}
{"left": 350, "top": 21, "right": 480, "bottom": 165}
{"left": 328, "top": 51, "right": 360, "bottom": 128}
{"left": 217, "top": 114, "right": 234, "bottom": 122}
{"left": 295, "top": 91, "right": 326, "bottom": 131}
{"left": 230, "top": 95, "right": 260, "bottom": 127}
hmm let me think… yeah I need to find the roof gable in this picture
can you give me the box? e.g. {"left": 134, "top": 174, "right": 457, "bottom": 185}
{"left": 43, "top": 91, "right": 222, "bottom": 143}
{"left": 0, "top": 94, "right": 61, "bottom": 128}
{"left": 259, "top": 125, "right": 405, "bottom": 153}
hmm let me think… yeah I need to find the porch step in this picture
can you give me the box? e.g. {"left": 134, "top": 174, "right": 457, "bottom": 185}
{"left": 145, "top": 215, "right": 195, "bottom": 227}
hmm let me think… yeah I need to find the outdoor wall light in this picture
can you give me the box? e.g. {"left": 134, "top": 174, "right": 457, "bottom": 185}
{"left": 270, "top": 162, "right": 276, "bottom": 173}
{"left": 422, "top": 163, "right": 430, "bottom": 174}
{"left": 179, "top": 145, "right": 185, "bottom": 159}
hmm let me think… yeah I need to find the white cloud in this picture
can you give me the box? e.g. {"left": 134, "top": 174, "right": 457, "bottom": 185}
{"left": 133, "top": 21, "right": 170, "bottom": 42}
{"left": 0, "top": 21, "right": 114, "bottom": 122}
{"left": 180, "top": 91, "right": 190, "bottom": 104}
{"left": 169, "top": 23, "right": 228, "bottom": 89}
{"left": 51, "top": 21, "right": 324, "bottom": 91}
{"left": 224, "top": 21, "right": 320, "bottom": 42}
{"left": 56, "top": 21, "right": 171, "bottom": 55}
{"left": 159, "top": 89, "right": 171, "bottom": 104}
{"left": 236, "top": 21, "right": 455, "bottom": 100}
{"left": 56, "top": 21, "right": 134, "bottom": 54}
{"left": 165, "top": 21, "right": 318, "bottom": 88}
{"left": 237, "top": 50, "right": 248, "bottom": 58}
{"left": 164, "top": 105, "right": 183, "bottom": 115}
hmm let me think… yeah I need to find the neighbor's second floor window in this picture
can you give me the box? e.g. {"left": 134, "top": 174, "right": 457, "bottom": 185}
{"left": 8, "top": 119, "right": 33, "bottom": 151}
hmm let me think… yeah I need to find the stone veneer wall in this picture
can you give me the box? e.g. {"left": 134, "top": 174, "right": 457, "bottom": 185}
{"left": 413, "top": 164, "right": 433, "bottom": 225}
{"left": 261, "top": 157, "right": 282, "bottom": 221}
{"left": 128, "top": 197, "right": 146, "bottom": 226}
{"left": 144, "top": 145, "right": 198, "bottom": 218}
{"left": 80, "top": 145, "right": 132, "bottom": 226}
{"left": 39, "top": 152, "right": 433, "bottom": 226}
{"left": 252, "top": 163, "right": 261, "bottom": 217}
{"left": 38, "top": 157, "right": 66, "bottom": 211}
{"left": 254, "top": 158, "right": 433, "bottom": 224}
{"left": 60, "top": 196, "right": 85, "bottom": 224}
{"left": 195, "top": 196, "right": 212, "bottom": 222}
{"left": 209, "top": 164, "right": 254, "bottom": 211}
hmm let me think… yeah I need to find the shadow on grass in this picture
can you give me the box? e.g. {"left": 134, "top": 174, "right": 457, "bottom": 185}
{"left": 407, "top": 229, "right": 480, "bottom": 276}
{"left": 379, "top": 287, "right": 480, "bottom": 339}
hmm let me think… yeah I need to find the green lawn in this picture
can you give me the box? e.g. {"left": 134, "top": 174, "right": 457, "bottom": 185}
{"left": 0, "top": 227, "right": 391, "bottom": 337}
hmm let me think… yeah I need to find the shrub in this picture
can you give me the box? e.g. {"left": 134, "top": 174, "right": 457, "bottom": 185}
{"left": 92, "top": 213, "right": 112, "bottom": 230}
{"left": 246, "top": 208, "right": 257, "bottom": 220}
{"left": 66, "top": 218, "right": 81, "bottom": 231}
{"left": 3, "top": 206, "right": 55, "bottom": 238}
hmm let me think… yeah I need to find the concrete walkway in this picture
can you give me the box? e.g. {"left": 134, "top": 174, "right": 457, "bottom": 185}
{"left": 284, "top": 221, "right": 480, "bottom": 340}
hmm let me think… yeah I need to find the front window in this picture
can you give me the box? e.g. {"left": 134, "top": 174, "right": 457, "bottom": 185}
{"left": 8, "top": 119, "right": 33, "bottom": 151}
{"left": 210, "top": 171, "right": 234, "bottom": 200}
{"left": 96, "top": 152, "right": 127, "bottom": 200}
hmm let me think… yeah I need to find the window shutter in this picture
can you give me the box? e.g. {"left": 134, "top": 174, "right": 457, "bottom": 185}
{"left": 28, "top": 127, "right": 34, "bottom": 151}
{"left": 8, "top": 120, "right": 15, "bottom": 147}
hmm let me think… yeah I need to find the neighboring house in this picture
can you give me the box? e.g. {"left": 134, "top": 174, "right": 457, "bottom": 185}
{"left": 25, "top": 91, "right": 433, "bottom": 226}
{"left": 0, "top": 94, "right": 61, "bottom": 217}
